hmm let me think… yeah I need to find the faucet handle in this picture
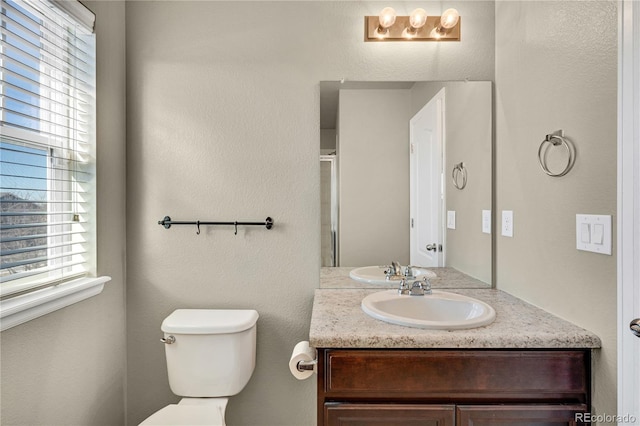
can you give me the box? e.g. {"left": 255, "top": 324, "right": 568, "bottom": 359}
{"left": 403, "top": 265, "right": 415, "bottom": 279}
{"left": 384, "top": 267, "right": 393, "bottom": 279}
{"left": 397, "top": 278, "right": 410, "bottom": 295}
{"left": 422, "top": 277, "right": 432, "bottom": 294}
{"left": 385, "top": 261, "right": 403, "bottom": 279}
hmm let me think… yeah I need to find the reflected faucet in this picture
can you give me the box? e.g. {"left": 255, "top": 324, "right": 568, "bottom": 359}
{"left": 385, "top": 262, "right": 422, "bottom": 280}
{"left": 384, "top": 261, "right": 403, "bottom": 280}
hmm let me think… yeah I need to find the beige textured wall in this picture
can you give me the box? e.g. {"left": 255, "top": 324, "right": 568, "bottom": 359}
{"left": 0, "top": 1, "right": 127, "bottom": 425}
{"left": 125, "top": 2, "right": 495, "bottom": 425}
{"left": 338, "top": 89, "right": 411, "bottom": 266}
{"left": 495, "top": 1, "right": 617, "bottom": 421}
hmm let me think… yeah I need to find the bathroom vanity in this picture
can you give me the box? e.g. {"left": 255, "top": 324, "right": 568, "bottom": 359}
{"left": 309, "top": 287, "right": 600, "bottom": 426}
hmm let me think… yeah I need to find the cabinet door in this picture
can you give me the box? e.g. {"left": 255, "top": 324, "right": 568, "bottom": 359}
{"left": 456, "top": 404, "right": 588, "bottom": 426}
{"left": 325, "top": 404, "right": 455, "bottom": 426}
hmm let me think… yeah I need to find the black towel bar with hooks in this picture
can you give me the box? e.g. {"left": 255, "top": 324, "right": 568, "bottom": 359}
{"left": 158, "top": 216, "right": 274, "bottom": 235}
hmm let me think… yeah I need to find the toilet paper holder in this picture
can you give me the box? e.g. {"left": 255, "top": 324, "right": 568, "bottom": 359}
{"left": 296, "top": 359, "right": 317, "bottom": 372}
{"left": 289, "top": 341, "right": 317, "bottom": 379}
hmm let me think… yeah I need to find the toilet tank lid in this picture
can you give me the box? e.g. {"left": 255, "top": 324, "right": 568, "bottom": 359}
{"left": 161, "top": 309, "right": 259, "bottom": 334}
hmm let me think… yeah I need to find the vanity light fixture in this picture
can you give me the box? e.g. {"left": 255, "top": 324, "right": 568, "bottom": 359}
{"left": 375, "top": 7, "right": 397, "bottom": 38}
{"left": 436, "top": 8, "right": 460, "bottom": 37}
{"left": 404, "top": 8, "right": 428, "bottom": 38}
{"left": 365, "top": 7, "right": 461, "bottom": 42}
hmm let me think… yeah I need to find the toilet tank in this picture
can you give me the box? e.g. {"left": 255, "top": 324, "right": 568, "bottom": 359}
{"left": 161, "top": 309, "right": 259, "bottom": 397}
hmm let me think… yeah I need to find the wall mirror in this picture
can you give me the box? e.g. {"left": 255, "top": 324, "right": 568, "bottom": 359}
{"left": 320, "top": 81, "right": 492, "bottom": 288}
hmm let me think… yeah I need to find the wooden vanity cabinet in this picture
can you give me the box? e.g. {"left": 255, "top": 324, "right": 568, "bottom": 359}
{"left": 317, "top": 349, "right": 591, "bottom": 426}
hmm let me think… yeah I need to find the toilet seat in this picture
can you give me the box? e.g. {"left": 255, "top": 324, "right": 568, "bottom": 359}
{"left": 139, "top": 399, "right": 226, "bottom": 426}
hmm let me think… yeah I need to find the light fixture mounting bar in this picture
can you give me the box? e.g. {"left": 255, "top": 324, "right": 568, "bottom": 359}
{"left": 364, "top": 15, "right": 461, "bottom": 42}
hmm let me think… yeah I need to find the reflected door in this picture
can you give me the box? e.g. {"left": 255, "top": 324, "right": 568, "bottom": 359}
{"left": 410, "top": 88, "right": 444, "bottom": 267}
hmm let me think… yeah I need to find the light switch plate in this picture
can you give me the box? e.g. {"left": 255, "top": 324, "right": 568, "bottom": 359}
{"left": 501, "top": 210, "right": 513, "bottom": 237}
{"left": 482, "top": 210, "right": 491, "bottom": 234}
{"left": 447, "top": 211, "right": 456, "bottom": 229}
{"left": 576, "top": 214, "right": 611, "bottom": 255}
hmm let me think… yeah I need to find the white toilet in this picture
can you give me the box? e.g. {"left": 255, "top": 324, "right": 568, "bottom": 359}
{"left": 140, "top": 309, "right": 259, "bottom": 426}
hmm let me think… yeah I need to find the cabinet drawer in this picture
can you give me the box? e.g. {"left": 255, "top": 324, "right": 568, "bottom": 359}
{"left": 322, "top": 349, "right": 589, "bottom": 403}
{"left": 325, "top": 403, "right": 455, "bottom": 426}
{"left": 456, "top": 404, "right": 588, "bottom": 425}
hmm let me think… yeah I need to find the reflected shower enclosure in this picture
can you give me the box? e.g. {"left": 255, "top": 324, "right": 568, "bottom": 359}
{"left": 320, "top": 155, "right": 338, "bottom": 267}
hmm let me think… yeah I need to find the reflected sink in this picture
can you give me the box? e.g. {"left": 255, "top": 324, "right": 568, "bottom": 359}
{"left": 350, "top": 266, "right": 436, "bottom": 285}
{"left": 361, "top": 290, "right": 496, "bottom": 330}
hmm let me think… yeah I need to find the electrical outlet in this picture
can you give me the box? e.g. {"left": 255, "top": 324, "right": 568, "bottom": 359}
{"left": 501, "top": 210, "right": 513, "bottom": 237}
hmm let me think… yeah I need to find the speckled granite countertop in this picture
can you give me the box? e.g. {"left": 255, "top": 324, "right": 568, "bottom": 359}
{"left": 321, "top": 267, "right": 490, "bottom": 289}
{"left": 309, "top": 288, "right": 601, "bottom": 349}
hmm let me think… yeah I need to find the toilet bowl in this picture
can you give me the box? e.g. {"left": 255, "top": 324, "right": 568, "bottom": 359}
{"left": 139, "top": 309, "right": 259, "bottom": 426}
{"left": 140, "top": 398, "right": 227, "bottom": 426}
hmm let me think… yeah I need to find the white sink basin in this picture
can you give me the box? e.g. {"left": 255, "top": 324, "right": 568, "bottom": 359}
{"left": 361, "top": 290, "right": 496, "bottom": 330}
{"left": 350, "top": 266, "right": 436, "bottom": 285}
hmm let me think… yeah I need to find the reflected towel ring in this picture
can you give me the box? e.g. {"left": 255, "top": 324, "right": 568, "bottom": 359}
{"left": 538, "top": 130, "right": 575, "bottom": 177}
{"left": 452, "top": 162, "right": 467, "bottom": 190}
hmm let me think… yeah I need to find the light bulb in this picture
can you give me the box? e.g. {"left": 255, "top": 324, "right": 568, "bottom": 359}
{"left": 440, "top": 8, "right": 460, "bottom": 29}
{"left": 378, "top": 7, "right": 397, "bottom": 29}
{"left": 409, "top": 8, "right": 428, "bottom": 30}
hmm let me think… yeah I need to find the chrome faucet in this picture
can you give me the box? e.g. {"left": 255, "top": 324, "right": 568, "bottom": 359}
{"left": 410, "top": 277, "right": 432, "bottom": 295}
{"left": 397, "top": 277, "right": 432, "bottom": 296}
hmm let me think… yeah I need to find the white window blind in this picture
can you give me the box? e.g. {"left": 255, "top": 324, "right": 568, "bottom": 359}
{"left": 0, "top": 0, "right": 96, "bottom": 299}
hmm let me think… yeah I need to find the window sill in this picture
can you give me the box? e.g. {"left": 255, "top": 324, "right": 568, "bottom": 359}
{"left": 0, "top": 276, "right": 111, "bottom": 332}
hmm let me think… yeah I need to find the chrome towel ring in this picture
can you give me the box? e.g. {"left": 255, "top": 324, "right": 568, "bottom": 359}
{"left": 538, "top": 130, "right": 576, "bottom": 177}
{"left": 452, "top": 162, "right": 467, "bottom": 190}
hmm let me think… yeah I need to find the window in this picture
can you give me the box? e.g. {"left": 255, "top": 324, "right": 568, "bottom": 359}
{"left": 1, "top": 0, "right": 100, "bottom": 310}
